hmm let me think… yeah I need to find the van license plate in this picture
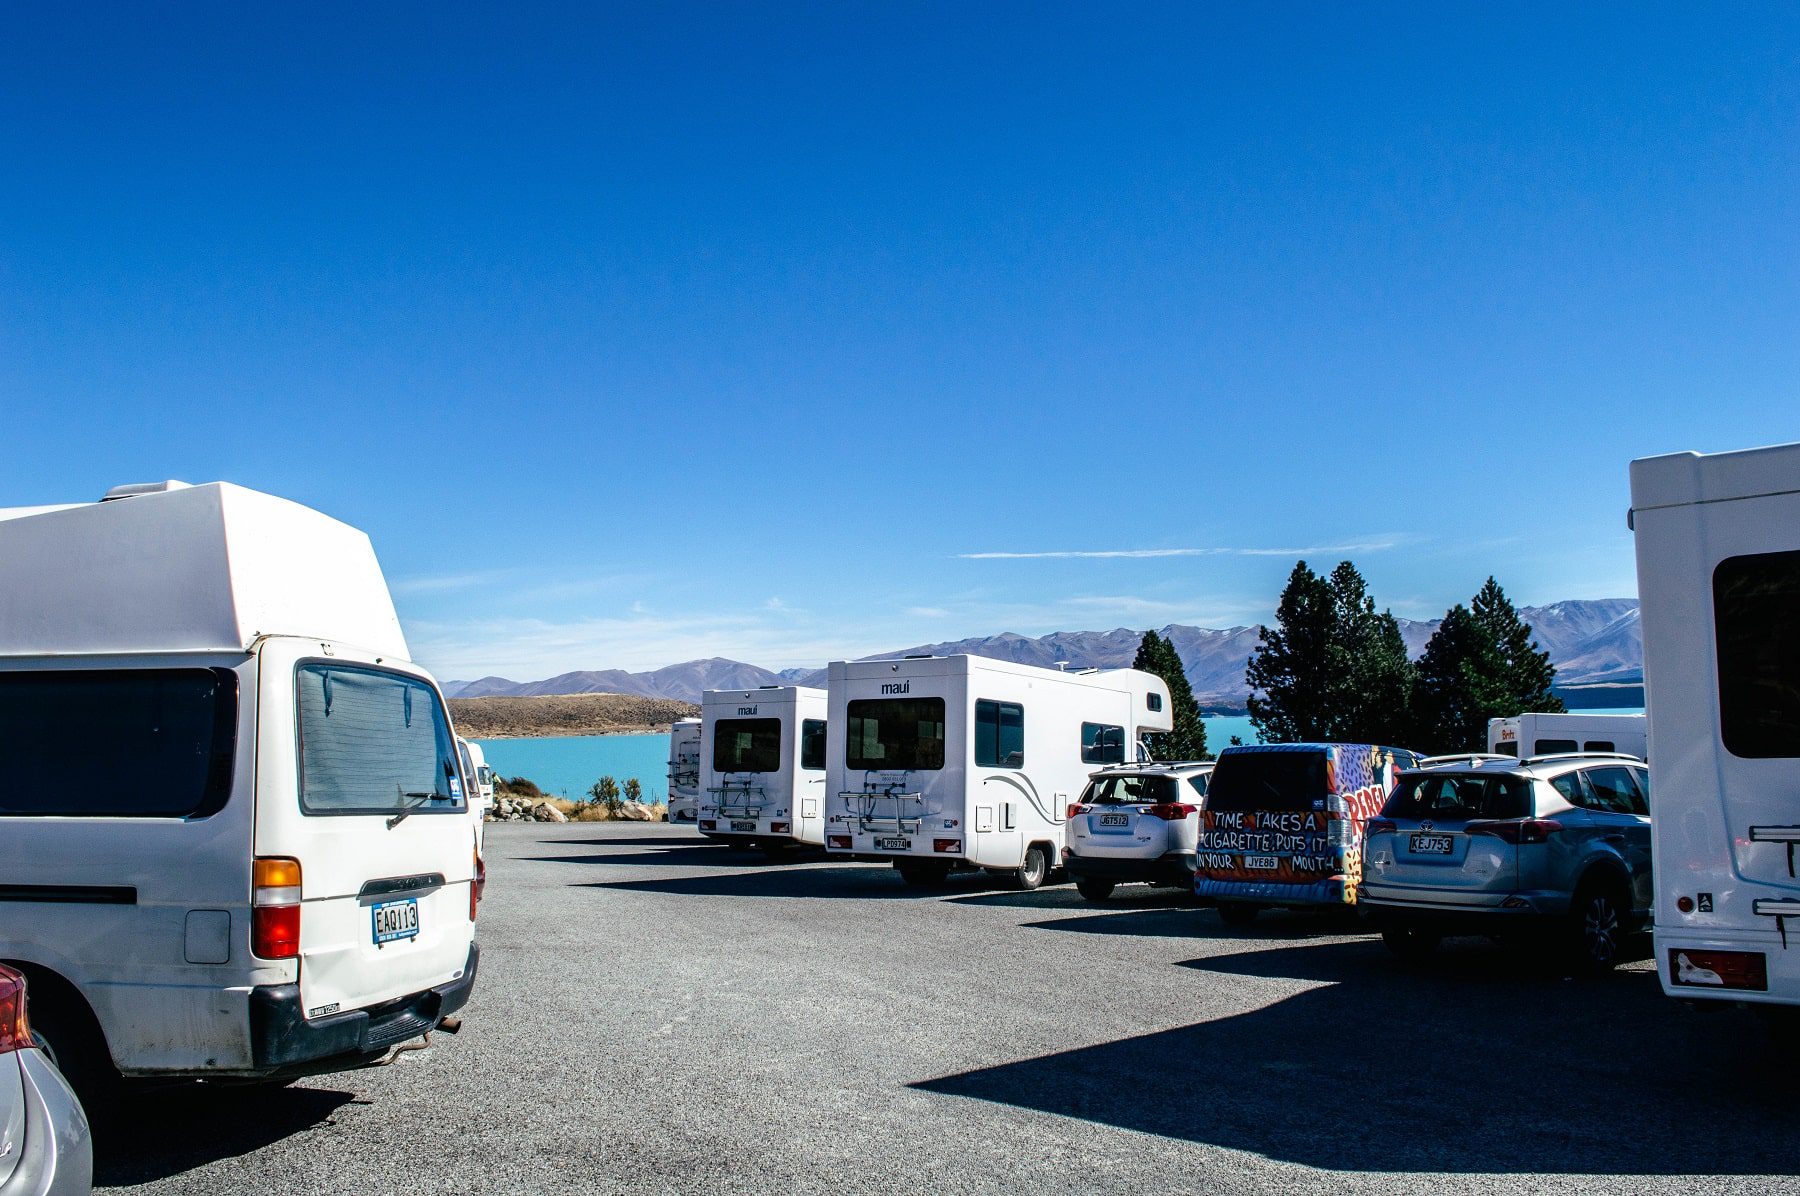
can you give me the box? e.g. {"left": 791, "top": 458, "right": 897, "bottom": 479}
{"left": 1097, "top": 814, "right": 1129, "bottom": 826}
{"left": 372, "top": 898, "right": 419, "bottom": 945}
{"left": 1410, "top": 833, "right": 1453, "bottom": 855}
{"left": 877, "top": 837, "right": 911, "bottom": 851}
{"left": 1244, "top": 855, "right": 1280, "bottom": 870}
{"left": 730, "top": 820, "right": 756, "bottom": 831}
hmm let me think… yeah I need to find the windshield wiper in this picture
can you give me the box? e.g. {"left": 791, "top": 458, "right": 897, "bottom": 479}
{"left": 387, "top": 789, "right": 442, "bottom": 829}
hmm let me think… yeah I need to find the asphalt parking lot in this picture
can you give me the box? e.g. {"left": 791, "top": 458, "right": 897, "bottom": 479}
{"left": 97, "top": 821, "right": 1800, "bottom": 1195}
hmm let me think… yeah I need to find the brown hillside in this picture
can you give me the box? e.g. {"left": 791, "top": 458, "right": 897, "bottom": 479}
{"left": 449, "top": 693, "right": 698, "bottom": 739}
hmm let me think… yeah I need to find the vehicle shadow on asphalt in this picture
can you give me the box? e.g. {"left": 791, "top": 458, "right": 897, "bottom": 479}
{"left": 1017, "top": 905, "right": 1385, "bottom": 941}
{"left": 914, "top": 938, "right": 1788, "bottom": 1175}
{"left": 581, "top": 865, "right": 1025, "bottom": 901}
{"left": 519, "top": 845, "right": 767, "bottom": 869}
{"left": 94, "top": 1083, "right": 359, "bottom": 1185}
{"left": 549, "top": 835, "right": 728, "bottom": 849}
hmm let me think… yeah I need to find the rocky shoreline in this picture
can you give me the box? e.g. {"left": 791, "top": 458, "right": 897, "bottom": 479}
{"left": 449, "top": 693, "right": 698, "bottom": 739}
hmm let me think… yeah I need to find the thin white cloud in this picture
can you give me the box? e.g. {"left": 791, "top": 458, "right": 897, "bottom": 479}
{"left": 957, "top": 539, "right": 1402, "bottom": 560}
{"left": 904, "top": 606, "right": 950, "bottom": 618}
{"left": 390, "top": 569, "right": 511, "bottom": 596}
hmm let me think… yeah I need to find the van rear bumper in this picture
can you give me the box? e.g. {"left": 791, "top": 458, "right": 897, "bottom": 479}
{"left": 247, "top": 942, "right": 479, "bottom": 1076}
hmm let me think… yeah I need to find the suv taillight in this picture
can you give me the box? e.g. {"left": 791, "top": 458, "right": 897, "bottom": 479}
{"left": 252, "top": 856, "right": 303, "bottom": 960}
{"left": 0, "top": 968, "right": 31, "bottom": 1054}
{"left": 1067, "top": 803, "right": 1087, "bottom": 819}
{"left": 1365, "top": 817, "right": 1397, "bottom": 837}
{"left": 1466, "top": 819, "right": 1563, "bottom": 844}
{"left": 1145, "top": 803, "right": 1196, "bottom": 821}
{"left": 471, "top": 849, "right": 486, "bottom": 921}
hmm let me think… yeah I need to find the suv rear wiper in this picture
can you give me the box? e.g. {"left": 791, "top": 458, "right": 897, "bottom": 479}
{"left": 387, "top": 789, "right": 442, "bottom": 829}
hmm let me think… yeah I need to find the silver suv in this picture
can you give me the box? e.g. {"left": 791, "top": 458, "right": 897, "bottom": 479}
{"left": 1063, "top": 762, "right": 1214, "bottom": 902}
{"left": 1361, "top": 753, "right": 1652, "bottom": 972}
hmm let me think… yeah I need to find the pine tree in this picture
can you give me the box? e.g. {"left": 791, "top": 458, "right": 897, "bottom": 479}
{"left": 1470, "top": 577, "right": 1562, "bottom": 715}
{"left": 1411, "top": 578, "right": 1562, "bottom": 753}
{"left": 1246, "top": 561, "right": 1340, "bottom": 742}
{"left": 1132, "top": 629, "right": 1210, "bottom": 761}
{"left": 1329, "top": 561, "right": 1416, "bottom": 745}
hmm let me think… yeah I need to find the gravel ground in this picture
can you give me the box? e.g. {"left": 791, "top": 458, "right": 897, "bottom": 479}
{"left": 96, "top": 822, "right": 1800, "bottom": 1195}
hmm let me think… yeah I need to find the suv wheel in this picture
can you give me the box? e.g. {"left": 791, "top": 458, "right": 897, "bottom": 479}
{"left": 1381, "top": 926, "right": 1441, "bottom": 963}
{"left": 1218, "top": 903, "right": 1259, "bottom": 927}
{"left": 1568, "top": 881, "right": 1626, "bottom": 974}
{"left": 1014, "top": 844, "right": 1050, "bottom": 891}
{"left": 1076, "top": 877, "right": 1116, "bottom": 902}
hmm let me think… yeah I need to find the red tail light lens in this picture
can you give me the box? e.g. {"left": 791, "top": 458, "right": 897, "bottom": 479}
{"left": 0, "top": 968, "right": 31, "bottom": 1054}
{"left": 1467, "top": 819, "right": 1563, "bottom": 844}
{"left": 1145, "top": 803, "right": 1196, "bottom": 821}
{"left": 1669, "top": 948, "right": 1769, "bottom": 991}
{"left": 770, "top": 822, "right": 791, "bottom": 834}
{"left": 471, "top": 849, "right": 486, "bottom": 921}
{"left": 252, "top": 856, "right": 303, "bottom": 960}
{"left": 933, "top": 839, "right": 962, "bottom": 854}
{"left": 1067, "top": 803, "right": 1087, "bottom": 819}
{"left": 827, "top": 834, "right": 852, "bottom": 849}
{"left": 699, "top": 819, "right": 717, "bottom": 831}
{"left": 1365, "top": 818, "right": 1397, "bottom": 837}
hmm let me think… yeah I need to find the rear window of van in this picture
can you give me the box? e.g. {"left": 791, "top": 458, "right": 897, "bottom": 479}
{"left": 0, "top": 668, "right": 238, "bottom": 818}
{"left": 297, "top": 663, "right": 464, "bottom": 816}
{"left": 1204, "top": 750, "right": 1328, "bottom": 813}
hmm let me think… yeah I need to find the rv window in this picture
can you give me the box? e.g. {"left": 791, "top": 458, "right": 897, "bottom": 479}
{"left": 714, "top": 718, "right": 782, "bottom": 773}
{"left": 800, "top": 719, "right": 827, "bottom": 771}
{"left": 1533, "top": 739, "right": 1578, "bottom": 755}
{"left": 1146, "top": 692, "right": 1163, "bottom": 713}
{"left": 1493, "top": 741, "right": 1519, "bottom": 757}
{"left": 975, "top": 700, "right": 1025, "bottom": 769}
{"left": 1204, "top": 750, "right": 1328, "bottom": 814}
{"left": 297, "top": 664, "right": 465, "bottom": 816}
{"left": 0, "top": 668, "right": 237, "bottom": 818}
{"left": 1583, "top": 741, "right": 1615, "bottom": 753}
{"left": 1081, "top": 722, "right": 1126, "bottom": 765}
{"left": 846, "top": 698, "right": 946, "bottom": 770}
{"left": 1715, "top": 550, "right": 1800, "bottom": 758}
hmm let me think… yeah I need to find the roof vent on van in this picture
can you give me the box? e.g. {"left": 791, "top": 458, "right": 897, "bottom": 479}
{"left": 100, "top": 480, "right": 193, "bottom": 502}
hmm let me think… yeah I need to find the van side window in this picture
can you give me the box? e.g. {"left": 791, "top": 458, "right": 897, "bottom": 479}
{"left": 1584, "top": 740, "right": 1615, "bottom": 753}
{"left": 297, "top": 663, "right": 465, "bottom": 815}
{"left": 1534, "top": 739, "right": 1578, "bottom": 755}
{"left": 1714, "top": 549, "right": 1800, "bottom": 758}
{"left": 800, "top": 719, "right": 827, "bottom": 771}
{"left": 0, "top": 668, "right": 238, "bottom": 818}
{"left": 1080, "top": 722, "right": 1125, "bottom": 765}
{"left": 974, "top": 700, "right": 1025, "bottom": 769}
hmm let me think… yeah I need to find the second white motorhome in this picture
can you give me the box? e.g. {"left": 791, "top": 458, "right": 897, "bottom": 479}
{"left": 666, "top": 717, "right": 702, "bottom": 824}
{"left": 1487, "top": 712, "right": 1647, "bottom": 761}
{"left": 823, "top": 655, "right": 1172, "bottom": 888}
{"left": 1632, "top": 441, "right": 1800, "bottom": 1018}
{"left": 698, "top": 687, "right": 828, "bottom": 851}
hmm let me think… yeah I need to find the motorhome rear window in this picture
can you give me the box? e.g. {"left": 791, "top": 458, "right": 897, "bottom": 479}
{"left": 1081, "top": 722, "right": 1126, "bottom": 765}
{"left": 800, "top": 719, "right": 827, "bottom": 771}
{"left": 296, "top": 664, "right": 465, "bottom": 816}
{"left": 974, "top": 700, "right": 1025, "bottom": 769}
{"left": 714, "top": 718, "right": 782, "bottom": 773}
{"left": 1204, "top": 750, "right": 1328, "bottom": 813}
{"left": 0, "top": 668, "right": 237, "bottom": 818}
{"left": 846, "top": 698, "right": 946, "bottom": 770}
{"left": 1715, "top": 550, "right": 1800, "bottom": 758}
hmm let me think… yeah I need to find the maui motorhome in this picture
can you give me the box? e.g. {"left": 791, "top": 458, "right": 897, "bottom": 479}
{"left": 0, "top": 482, "right": 480, "bottom": 1098}
{"left": 1632, "top": 442, "right": 1800, "bottom": 1013}
{"left": 698, "top": 687, "right": 828, "bottom": 850}
{"left": 1488, "top": 712, "right": 1647, "bottom": 761}
{"left": 666, "top": 717, "right": 702, "bottom": 824}
{"left": 823, "top": 655, "right": 1172, "bottom": 888}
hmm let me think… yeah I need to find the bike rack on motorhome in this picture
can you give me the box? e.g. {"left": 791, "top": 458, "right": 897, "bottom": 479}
{"left": 697, "top": 687, "right": 828, "bottom": 849}
{"left": 1632, "top": 441, "right": 1800, "bottom": 1011}
{"left": 822, "top": 655, "right": 1172, "bottom": 888}
{"left": 666, "top": 717, "right": 702, "bottom": 824}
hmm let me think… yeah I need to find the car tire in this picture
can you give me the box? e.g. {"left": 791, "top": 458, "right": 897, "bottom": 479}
{"left": 895, "top": 860, "right": 951, "bottom": 887}
{"left": 1014, "top": 844, "right": 1051, "bottom": 891}
{"left": 1218, "top": 903, "right": 1259, "bottom": 927}
{"left": 1076, "top": 877, "right": 1116, "bottom": 902}
{"left": 1381, "top": 926, "right": 1441, "bottom": 962}
{"left": 1567, "top": 880, "right": 1627, "bottom": 974}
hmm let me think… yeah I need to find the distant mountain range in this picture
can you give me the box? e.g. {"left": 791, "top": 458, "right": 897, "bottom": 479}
{"left": 442, "top": 598, "right": 1643, "bottom": 713}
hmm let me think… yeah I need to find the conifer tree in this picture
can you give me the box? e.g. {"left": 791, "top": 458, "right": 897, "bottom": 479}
{"left": 1471, "top": 577, "right": 1562, "bottom": 715}
{"left": 1411, "top": 578, "right": 1562, "bottom": 752}
{"left": 1132, "top": 629, "right": 1210, "bottom": 761}
{"left": 1245, "top": 561, "right": 1340, "bottom": 742}
{"left": 1329, "top": 562, "right": 1417, "bottom": 745}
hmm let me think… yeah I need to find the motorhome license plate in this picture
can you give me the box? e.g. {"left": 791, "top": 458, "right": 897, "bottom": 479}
{"left": 1097, "top": 814, "right": 1129, "bottom": 826}
{"left": 1244, "top": 855, "right": 1280, "bottom": 870}
{"left": 730, "top": 820, "right": 756, "bottom": 831}
{"left": 371, "top": 899, "right": 419, "bottom": 945}
{"left": 1410, "top": 833, "right": 1453, "bottom": 855}
{"left": 877, "top": 837, "right": 911, "bottom": 851}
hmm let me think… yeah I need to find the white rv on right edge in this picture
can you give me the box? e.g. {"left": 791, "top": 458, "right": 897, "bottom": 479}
{"left": 1632, "top": 441, "right": 1800, "bottom": 1020}
{"left": 823, "top": 655, "right": 1172, "bottom": 888}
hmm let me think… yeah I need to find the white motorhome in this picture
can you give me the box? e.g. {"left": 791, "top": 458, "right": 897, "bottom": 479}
{"left": 698, "top": 687, "right": 828, "bottom": 851}
{"left": 0, "top": 481, "right": 481, "bottom": 1099}
{"left": 666, "top": 718, "right": 702, "bottom": 824}
{"left": 1632, "top": 441, "right": 1800, "bottom": 1013}
{"left": 457, "top": 736, "right": 496, "bottom": 815}
{"left": 1487, "top": 712, "right": 1647, "bottom": 761}
{"left": 823, "top": 655, "right": 1172, "bottom": 888}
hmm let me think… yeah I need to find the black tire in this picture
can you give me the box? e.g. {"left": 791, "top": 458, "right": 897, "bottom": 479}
{"left": 1567, "top": 880, "right": 1628, "bottom": 974}
{"left": 1014, "top": 844, "right": 1051, "bottom": 891}
{"left": 1381, "top": 925, "right": 1441, "bottom": 963}
{"left": 24, "top": 977, "right": 119, "bottom": 1118}
{"left": 1075, "top": 877, "right": 1116, "bottom": 902}
{"left": 895, "top": 860, "right": 951, "bottom": 887}
{"left": 1218, "top": 903, "right": 1260, "bottom": 927}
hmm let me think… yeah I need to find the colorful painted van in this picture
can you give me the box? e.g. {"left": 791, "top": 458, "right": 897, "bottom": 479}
{"left": 1193, "top": 743, "right": 1421, "bottom": 922}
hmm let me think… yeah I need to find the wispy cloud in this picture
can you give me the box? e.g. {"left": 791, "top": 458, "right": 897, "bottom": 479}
{"left": 904, "top": 606, "right": 950, "bottom": 618}
{"left": 389, "top": 569, "right": 511, "bottom": 596}
{"left": 957, "top": 539, "right": 1404, "bottom": 560}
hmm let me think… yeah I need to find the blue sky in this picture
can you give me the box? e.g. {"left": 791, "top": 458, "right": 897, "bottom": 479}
{"left": 4, "top": 3, "right": 1797, "bottom": 681}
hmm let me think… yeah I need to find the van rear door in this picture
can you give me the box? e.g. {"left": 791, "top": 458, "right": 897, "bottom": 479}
{"left": 257, "top": 647, "right": 476, "bottom": 1021}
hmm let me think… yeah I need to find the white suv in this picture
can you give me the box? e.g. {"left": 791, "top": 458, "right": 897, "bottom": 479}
{"left": 1063, "top": 762, "right": 1214, "bottom": 901}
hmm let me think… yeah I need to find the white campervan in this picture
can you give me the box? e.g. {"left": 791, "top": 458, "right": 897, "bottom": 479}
{"left": 0, "top": 482, "right": 481, "bottom": 1100}
{"left": 1632, "top": 441, "right": 1800, "bottom": 1013}
{"left": 697, "top": 687, "right": 828, "bottom": 852}
{"left": 457, "top": 736, "right": 497, "bottom": 836}
{"left": 823, "top": 655, "right": 1172, "bottom": 888}
{"left": 1487, "top": 712, "right": 1647, "bottom": 761}
{"left": 666, "top": 718, "right": 702, "bottom": 824}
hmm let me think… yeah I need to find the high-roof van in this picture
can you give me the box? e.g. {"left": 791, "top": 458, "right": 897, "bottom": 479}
{"left": 1487, "top": 712, "right": 1646, "bottom": 761}
{"left": 0, "top": 482, "right": 481, "bottom": 1100}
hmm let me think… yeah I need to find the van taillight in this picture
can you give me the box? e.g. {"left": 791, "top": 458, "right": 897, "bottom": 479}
{"left": 252, "top": 856, "right": 303, "bottom": 960}
{"left": 471, "top": 849, "right": 486, "bottom": 921}
{"left": 0, "top": 970, "right": 31, "bottom": 1054}
{"left": 1145, "top": 803, "right": 1196, "bottom": 821}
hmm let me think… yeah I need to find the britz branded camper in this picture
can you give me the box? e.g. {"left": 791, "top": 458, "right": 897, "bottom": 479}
{"left": 0, "top": 482, "right": 481, "bottom": 1096}
{"left": 1488, "top": 712, "right": 1647, "bottom": 761}
{"left": 1194, "top": 743, "right": 1421, "bottom": 918}
{"left": 698, "top": 687, "right": 828, "bottom": 849}
{"left": 822, "top": 655, "right": 1172, "bottom": 888}
{"left": 1632, "top": 441, "right": 1800, "bottom": 1011}
{"left": 666, "top": 717, "right": 702, "bottom": 824}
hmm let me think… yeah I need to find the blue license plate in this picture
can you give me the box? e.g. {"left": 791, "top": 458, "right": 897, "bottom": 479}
{"left": 372, "top": 898, "right": 420, "bottom": 945}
